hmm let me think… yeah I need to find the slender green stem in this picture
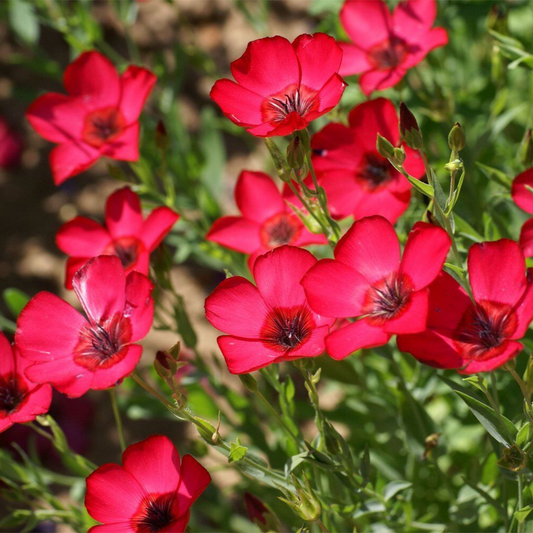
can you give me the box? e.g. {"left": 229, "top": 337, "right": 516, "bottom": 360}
{"left": 27, "top": 422, "right": 54, "bottom": 443}
{"left": 317, "top": 518, "right": 330, "bottom": 533}
{"left": 110, "top": 389, "right": 126, "bottom": 453}
{"left": 518, "top": 475, "right": 525, "bottom": 533}
{"left": 254, "top": 389, "right": 304, "bottom": 451}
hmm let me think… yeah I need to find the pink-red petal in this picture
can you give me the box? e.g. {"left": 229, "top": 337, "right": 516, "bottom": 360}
{"left": 105, "top": 187, "right": 144, "bottom": 239}
{"left": 235, "top": 171, "right": 285, "bottom": 223}
{"left": 124, "top": 271, "right": 154, "bottom": 341}
{"left": 140, "top": 207, "right": 179, "bottom": 251}
{"left": 206, "top": 216, "right": 262, "bottom": 254}
{"left": 177, "top": 454, "right": 211, "bottom": 511}
{"left": 340, "top": 0, "right": 392, "bottom": 50}
{"left": 56, "top": 217, "right": 111, "bottom": 257}
{"left": 512, "top": 168, "right": 533, "bottom": 215}
{"left": 49, "top": 141, "right": 100, "bottom": 185}
{"left": 119, "top": 66, "right": 157, "bottom": 124}
{"left": 359, "top": 68, "right": 407, "bottom": 96}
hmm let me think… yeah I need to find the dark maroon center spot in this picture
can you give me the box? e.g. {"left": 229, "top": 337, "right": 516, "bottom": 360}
{"left": 74, "top": 314, "right": 132, "bottom": 371}
{"left": 454, "top": 301, "right": 517, "bottom": 361}
{"left": 364, "top": 274, "right": 413, "bottom": 325}
{"left": 368, "top": 36, "right": 409, "bottom": 70}
{"left": 261, "top": 307, "right": 314, "bottom": 352}
{"left": 104, "top": 237, "right": 144, "bottom": 270}
{"left": 358, "top": 153, "right": 393, "bottom": 190}
{"left": 0, "top": 373, "right": 25, "bottom": 415}
{"left": 260, "top": 213, "right": 302, "bottom": 248}
{"left": 262, "top": 84, "right": 319, "bottom": 124}
{"left": 82, "top": 106, "right": 126, "bottom": 148}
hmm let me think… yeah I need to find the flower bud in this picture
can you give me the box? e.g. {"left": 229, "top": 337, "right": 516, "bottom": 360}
{"left": 444, "top": 159, "right": 463, "bottom": 173}
{"left": 497, "top": 444, "right": 527, "bottom": 472}
{"left": 239, "top": 373, "right": 258, "bottom": 393}
{"left": 279, "top": 474, "right": 322, "bottom": 522}
{"left": 393, "top": 147, "right": 406, "bottom": 165}
{"left": 519, "top": 129, "right": 533, "bottom": 168}
{"left": 448, "top": 122, "right": 466, "bottom": 152}
{"left": 376, "top": 134, "right": 395, "bottom": 160}
{"left": 244, "top": 493, "right": 281, "bottom": 532}
{"left": 286, "top": 135, "right": 306, "bottom": 169}
{"left": 154, "top": 350, "right": 174, "bottom": 379}
{"left": 399, "top": 103, "right": 423, "bottom": 150}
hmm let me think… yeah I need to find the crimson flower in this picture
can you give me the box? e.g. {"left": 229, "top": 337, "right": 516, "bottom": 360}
{"left": 311, "top": 98, "right": 425, "bottom": 222}
{"left": 0, "top": 332, "right": 52, "bottom": 433}
{"left": 85, "top": 434, "right": 210, "bottom": 532}
{"left": 205, "top": 245, "right": 335, "bottom": 374}
{"left": 57, "top": 186, "right": 179, "bottom": 289}
{"left": 339, "top": 0, "right": 448, "bottom": 95}
{"left": 511, "top": 168, "right": 533, "bottom": 257}
{"left": 301, "top": 216, "right": 451, "bottom": 359}
{"left": 26, "top": 51, "right": 156, "bottom": 185}
{"left": 16, "top": 256, "right": 154, "bottom": 398}
{"left": 0, "top": 117, "right": 22, "bottom": 169}
{"left": 210, "top": 33, "right": 346, "bottom": 137}
{"left": 398, "top": 240, "right": 533, "bottom": 373}
{"left": 206, "top": 171, "right": 327, "bottom": 270}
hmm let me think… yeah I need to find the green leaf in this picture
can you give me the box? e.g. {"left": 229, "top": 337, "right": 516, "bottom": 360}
{"left": 3, "top": 288, "right": 30, "bottom": 318}
{"left": 402, "top": 171, "right": 434, "bottom": 198}
{"left": 455, "top": 390, "right": 516, "bottom": 446}
{"left": 516, "top": 423, "right": 530, "bottom": 447}
{"left": 462, "top": 375, "right": 488, "bottom": 394}
{"left": 8, "top": 0, "right": 40, "bottom": 45}
{"left": 383, "top": 480, "right": 412, "bottom": 501}
{"left": 476, "top": 162, "right": 512, "bottom": 189}
{"left": 515, "top": 506, "right": 533, "bottom": 524}
{"left": 228, "top": 439, "right": 248, "bottom": 463}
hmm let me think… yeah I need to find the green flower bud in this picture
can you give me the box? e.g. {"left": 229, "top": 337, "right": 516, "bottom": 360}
{"left": 393, "top": 147, "right": 406, "bottom": 165}
{"left": 376, "top": 134, "right": 395, "bottom": 160}
{"left": 399, "top": 103, "right": 423, "bottom": 150}
{"left": 239, "top": 373, "right": 258, "bottom": 393}
{"left": 279, "top": 474, "right": 322, "bottom": 522}
{"left": 448, "top": 122, "right": 466, "bottom": 152}
{"left": 286, "top": 135, "right": 306, "bottom": 169}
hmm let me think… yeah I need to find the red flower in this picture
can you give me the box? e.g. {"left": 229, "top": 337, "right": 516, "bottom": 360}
{"left": 210, "top": 33, "right": 346, "bottom": 137}
{"left": 206, "top": 171, "right": 327, "bottom": 270}
{"left": 511, "top": 168, "right": 533, "bottom": 257}
{"left": 26, "top": 51, "right": 156, "bottom": 185}
{"left": 0, "top": 332, "right": 52, "bottom": 433}
{"left": 57, "top": 187, "right": 179, "bottom": 289}
{"left": 398, "top": 240, "right": 533, "bottom": 373}
{"left": 301, "top": 216, "right": 450, "bottom": 359}
{"left": 310, "top": 98, "right": 425, "bottom": 222}
{"left": 16, "top": 256, "right": 154, "bottom": 398}
{"left": 339, "top": 0, "right": 448, "bottom": 95}
{"left": 85, "top": 435, "right": 210, "bottom": 532}
{"left": 0, "top": 117, "right": 23, "bottom": 169}
{"left": 205, "top": 246, "right": 335, "bottom": 374}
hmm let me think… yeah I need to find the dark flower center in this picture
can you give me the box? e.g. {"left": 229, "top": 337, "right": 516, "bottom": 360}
{"left": 261, "top": 307, "right": 314, "bottom": 352}
{"left": 368, "top": 36, "right": 409, "bottom": 70}
{"left": 454, "top": 301, "right": 517, "bottom": 361}
{"left": 0, "top": 373, "right": 26, "bottom": 415}
{"left": 262, "top": 84, "right": 319, "bottom": 124}
{"left": 260, "top": 213, "right": 302, "bottom": 248}
{"left": 364, "top": 274, "right": 413, "bottom": 325}
{"left": 82, "top": 106, "right": 126, "bottom": 148}
{"left": 74, "top": 314, "right": 132, "bottom": 371}
{"left": 134, "top": 493, "right": 177, "bottom": 533}
{"left": 358, "top": 153, "right": 394, "bottom": 190}
{"left": 105, "top": 237, "right": 144, "bottom": 269}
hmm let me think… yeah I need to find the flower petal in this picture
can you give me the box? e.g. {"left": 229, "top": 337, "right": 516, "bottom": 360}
{"left": 461, "top": 341, "right": 523, "bottom": 374}
{"left": 49, "top": 141, "right": 100, "bottom": 185}
{"left": 26, "top": 93, "right": 86, "bottom": 143}
{"left": 400, "top": 222, "right": 451, "bottom": 290}
{"left": 520, "top": 218, "right": 533, "bottom": 257}
{"left": 65, "top": 257, "right": 91, "bottom": 290}
{"left": 382, "top": 289, "right": 428, "bottom": 334}
{"left": 401, "top": 27, "right": 448, "bottom": 69}
{"left": 338, "top": 42, "right": 372, "bottom": 76}
{"left": 119, "top": 66, "right": 157, "bottom": 124}
{"left": 91, "top": 344, "right": 143, "bottom": 391}
{"left": 231, "top": 36, "right": 299, "bottom": 97}
{"left": 140, "top": 207, "right": 179, "bottom": 251}
{"left": 124, "top": 271, "right": 154, "bottom": 341}
{"left": 305, "top": 74, "right": 346, "bottom": 118}
{"left": 205, "top": 277, "right": 269, "bottom": 338}
{"left": 72, "top": 256, "right": 126, "bottom": 324}
{"left": 56, "top": 217, "right": 111, "bottom": 257}
{"left": 64, "top": 51, "right": 120, "bottom": 109}
{"left": 468, "top": 239, "right": 527, "bottom": 306}
{"left": 393, "top": 0, "right": 437, "bottom": 37}
{"left": 206, "top": 216, "right": 262, "bottom": 254}
{"left": 105, "top": 187, "right": 144, "bottom": 239}
{"left": 301, "top": 259, "right": 368, "bottom": 318}
{"left": 340, "top": 0, "right": 392, "bottom": 49}
{"left": 349, "top": 98, "right": 400, "bottom": 149}
{"left": 292, "top": 33, "right": 343, "bottom": 91}
{"left": 235, "top": 171, "right": 285, "bottom": 223}
{"left": 359, "top": 68, "right": 406, "bottom": 96}
{"left": 512, "top": 168, "right": 533, "bottom": 215}
{"left": 177, "top": 454, "right": 211, "bottom": 511}
{"left": 325, "top": 319, "right": 390, "bottom": 360}
{"left": 311, "top": 123, "right": 360, "bottom": 173}
{"left": 100, "top": 123, "right": 140, "bottom": 162}
{"left": 217, "top": 335, "right": 284, "bottom": 374}
{"left": 334, "top": 216, "right": 400, "bottom": 283}
{"left": 123, "top": 435, "right": 181, "bottom": 494}
{"left": 253, "top": 246, "right": 316, "bottom": 309}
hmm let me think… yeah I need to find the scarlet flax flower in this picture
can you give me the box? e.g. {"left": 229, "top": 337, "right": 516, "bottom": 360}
{"left": 398, "top": 240, "right": 533, "bottom": 373}
{"left": 26, "top": 51, "right": 156, "bottom": 184}
{"left": 511, "top": 168, "right": 533, "bottom": 257}
{"left": 85, "top": 435, "right": 210, "bottom": 532}
{"left": 338, "top": 0, "right": 448, "bottom": 95}
{"left": 0, "top": 332, "right": 52, "bottom": 433}
{"left": 57, "top": 186, "right": 179, "bottom": 289}
{"left": 16, "top": 256, "right": 154, "bottom": 398}
{"left": 0, "top": 117, "right": 23, "bottom": 169}
{"left": 206, "top": 170, "right": 326, "bottom": 269}
{"left": 205, "top": 245, "right": 335, "bottom": 374}
{"left": 311, "top": 98, "right": 425, "bottom": 222}
{"left": 210, "top": 33, "right": 346, "bottom": 137}
{"left": 301, "top": 216, "right": 451, "bottom": 359}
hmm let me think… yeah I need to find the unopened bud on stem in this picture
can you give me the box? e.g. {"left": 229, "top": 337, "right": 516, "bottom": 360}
{"left": 286, "top": 135, "right": 306, "bottom": 169}
{"left": 399, "top": 103, "right": 423, "bottom": 150}
{"left": 448, "top": 122, "right": 466, "bottom": 152}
